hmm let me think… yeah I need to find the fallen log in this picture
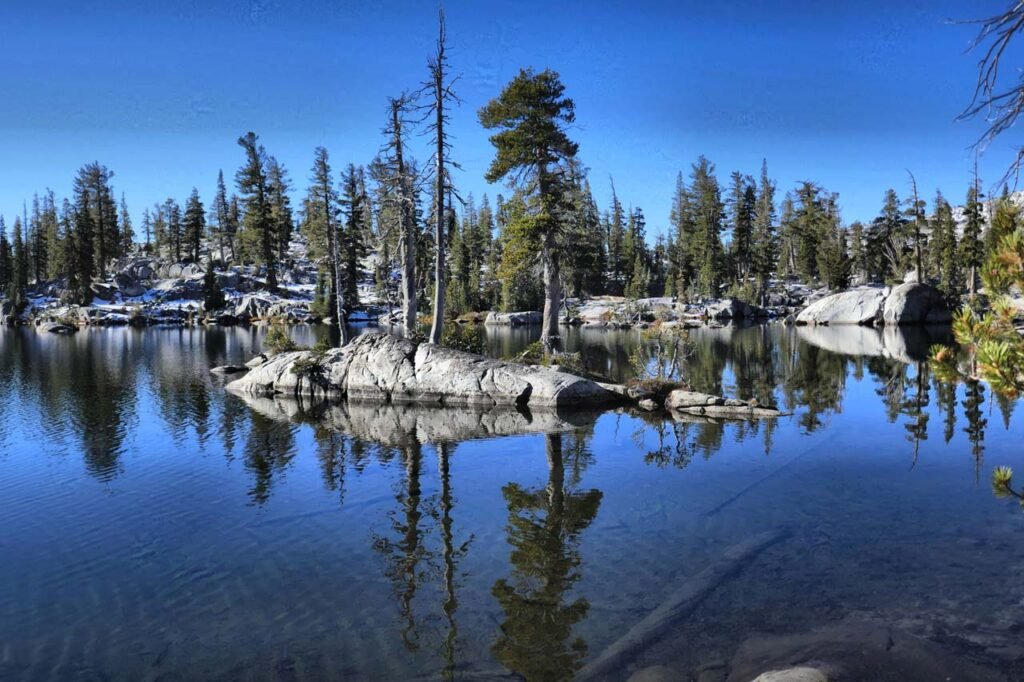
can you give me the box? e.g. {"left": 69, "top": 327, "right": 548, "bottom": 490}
{"left": 577, "top": 528, "right": 790, "bottom": 681}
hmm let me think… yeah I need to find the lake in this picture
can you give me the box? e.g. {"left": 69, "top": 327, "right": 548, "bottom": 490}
{"left": 1, "top": 323, "right": 1023, "bottom": 681}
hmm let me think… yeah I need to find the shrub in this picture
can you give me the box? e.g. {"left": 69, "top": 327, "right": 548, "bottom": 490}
{"left": 264, "top": 325, "right": 297, "bottom": 354}
{"left": 441, "top": 323, "right": 484, "bottom": 355}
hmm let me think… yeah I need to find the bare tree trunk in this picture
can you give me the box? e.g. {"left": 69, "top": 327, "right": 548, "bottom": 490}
{"left": 393, "top": 101, "right": 418, "bottom": 336}
{"left": 541, "top": 233, "right": 562, "bottom": 353}
{"left": 330, "top": 212, "right": 349, "bottom": 345}
{"left": 428, "top": 16, "right": 447, "bottom": 346}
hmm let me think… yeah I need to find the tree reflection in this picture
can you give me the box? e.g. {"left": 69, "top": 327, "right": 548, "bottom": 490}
{"left": 242, "top": 411, "right": 297, "bottom": 504}
{"left": 491, "top": 433, "right": 602, "bottom": 682}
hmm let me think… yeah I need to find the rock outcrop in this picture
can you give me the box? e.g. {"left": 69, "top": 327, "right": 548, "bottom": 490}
{"left": 705, "top": 297, "right": 766, "bottom": 321}
{"left": 484, "top": 310, "right": 542, "bottom": 326}
{"left": 881, "top": 282, "right": 952, "bottom": 325}
{"left": 796, "top": 287, "right": 887, "bottom": 326}
{"left": 227, "top": 332, "right": 623, "bottom": 409}
{"left": 665, "top": 389, "right": 788, "bottom": 419}
{"left": 796, "top": 284, "right": 950, "bottom": 327}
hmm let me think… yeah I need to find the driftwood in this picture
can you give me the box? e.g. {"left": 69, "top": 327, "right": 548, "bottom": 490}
{"left": 577, "top": 528, "right": 790, "bottom": 681}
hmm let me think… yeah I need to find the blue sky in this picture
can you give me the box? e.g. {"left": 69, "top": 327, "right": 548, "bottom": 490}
{"left": 0, "top": 0, "right": 1020, "bottom": 238}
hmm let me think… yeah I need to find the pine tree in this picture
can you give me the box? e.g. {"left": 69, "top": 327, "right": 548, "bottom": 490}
{"left": 141, "top": 208, "right": 153, "bottom": 253}
{"left": 986, "top": 185, "right": 1019, "bottom": 257}
{"left": 726, "top": 171, "right": 755, "bottom": 283}
{"left": 867, "top": 188, "right": 907, "bottom": 282}
{"left": 606, "top": 182, "right": 626, "bottom": 294}
{"left": 75, "top": 163, "right": 119, "bottom": 278}
{"left": 480, "top": 67, "right": 580, "bottom": 353}
{"left": 376, "top": 95, "right": 418, "bottom": 334}
{"left": 267, "top": 157, "right": 293, "bottom": 262}
{"left": 235, "top": 132, "right": 278, "bottom": 292}
{"left": 960, "top": 175, "right": 985, "bottom": 297}
{"left": 689, "top": 156, "right": 724, "bottom": 298}
{"left": 668, "top": 172, "right": 694, "bottom": 298}
{"left": 203, "top": 258, "right": 226, "bottom": 312}
{"left": 928, "top": 192, "right": 961, "bottom": 301}
{"left": 210, "top": 170, "right": 233, "bottom": 262}
{"left": 118, "top": 194, "right": 134, "bottom": 255}
{"left": 71, "top": 167, "right": 99, "bottom": 304}
{"left": 183, "top": 188, "right": 205, "bottom": 263}
{"left": 340, "top": 164, "right": 369, "bottom": 310}
{"left": 750, "top": 160, "right": 777, "bottom": 299}
{"left": 164, "top": 198, "right": 182, "bottom": 262}
{"left": 304, "top": 147, "right": 346, "bottom": 341}
{"left": 0, "top": 217, "right": 11, "bottom": 295}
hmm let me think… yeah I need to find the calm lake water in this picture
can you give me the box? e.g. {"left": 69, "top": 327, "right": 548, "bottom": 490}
{"left": 2, "top": 323, "right": 1024, "bottom": 681}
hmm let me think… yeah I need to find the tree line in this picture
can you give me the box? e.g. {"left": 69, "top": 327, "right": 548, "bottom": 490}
{"left": 1, "top": 10, "right": 1016, "bottom": 353}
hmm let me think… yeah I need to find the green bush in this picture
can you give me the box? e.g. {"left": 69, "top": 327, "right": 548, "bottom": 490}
{"left": 264, "top": 325, "right": 297, "bottom": 354}
{"left": 441, "top": 323, "right": 484, "bottom": 355}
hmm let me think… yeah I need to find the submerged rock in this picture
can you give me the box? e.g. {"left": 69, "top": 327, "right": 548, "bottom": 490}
{"left": 210, "top": 365, "right": 249, "bottom": 375}
{"left": 750, "top": 668, "right": 828, "bottom": 682}
{"left": 227, "top": 332, "right": 623, "bottom": 409}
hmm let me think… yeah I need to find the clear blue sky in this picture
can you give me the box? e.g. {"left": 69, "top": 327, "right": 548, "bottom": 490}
{"left": 0, "top": 0, "right": 1020, "bottom": 238}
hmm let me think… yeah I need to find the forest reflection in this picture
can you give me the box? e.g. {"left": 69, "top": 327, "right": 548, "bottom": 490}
{"left": 0, "top": 323, "right": 1010, "bottom": 493}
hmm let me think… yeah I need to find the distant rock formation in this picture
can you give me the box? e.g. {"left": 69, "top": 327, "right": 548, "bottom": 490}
{"left": 796, "top": 283, "right": 951, "bottom": 326}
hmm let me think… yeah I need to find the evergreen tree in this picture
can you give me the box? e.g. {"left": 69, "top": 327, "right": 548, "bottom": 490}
{"left": 304, "top": 147, "right": 346, "bottom": 341}
{"left": 928, "top": 192, "right": 961, "bottom": 301}
{"left": 164, "top": 198, "right": 182, "bottom": 262}
{"left": 0, "top": 217, "right": 11, "bottom": 295}
{"left": 183, "top": 188, "right": 205, "bottom": 263}
{"left": 118, "top": 194, "right": 134, "bottom": 254}
{"left": 606, "top": 182, "right": 626, "bottom": 294}
{"left": 688, "top": 156, "right": 724, "bottom": 297}
{"left": 340, "top": 164, "right": 369, "bottom": 309}
{"left": 479, "top": 67, "right": 580, "bottom": 353}
{"left": 848, "top": 221, "right": 867, "bottom": 283}
{"left": 866, "top": 188, "right": 907, "bottom": 282}
{"left": 209, "top": 170, "right": 233, "bottom": 262}
{"left": 960, "top": 176, "right": 985, "bottom": 297}
{"left": 203, "top": 258, "right": 226, "bottom": 312}
{"left": 267, "top": 157, "right": 293, "bottom": 262}
{"left": 726, "top": 171, "right": 755, "bottom": 283}
{"left": 667, "top": 172, "right": 694, "bottom": 298}
{"left": 986, "top": 185, "right": 1019, "bottom": 257}
{"left": 235, "top": 132, "right": 278, "bottom": 292}
{"left": 76, "top": 162, "right": 119, "bottom": 277}
{"left": 140, "top": 208, "right": 153, "bottom": 253}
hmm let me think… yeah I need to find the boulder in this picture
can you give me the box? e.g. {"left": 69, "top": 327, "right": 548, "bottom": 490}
{"left": 665, "top": 390, "right": 721, "bottom": 409}
{"left": 227, "top": 332, "right": 623, "bottom": 409}
{"left": 795, "top": 287, "right": 886, "bottom": 326}
{"left": 234, "top": 294, "right": 275, "bottom": 321}
{"left": 705, "top": 298, "right": 765, "bottom": 320}
{"left": 484, "top": 310, "right": 542, "bottom": 326}
{"left": 91, "top": 283, "right": 118, "bottom": 302}
{"left": 41, "top": 321, "right": 77, "bottom": 334}
{"left": 210, "top": 365, "right": 249, "bottom": 375}
{"left": 881, "top": 283, "right": 952, "bottom": 325}
{"left": 666, "top": 388, "right": 788, "bottom": 419}
{"left": 114, "top": 272, "right": 146, "bottom": 298}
